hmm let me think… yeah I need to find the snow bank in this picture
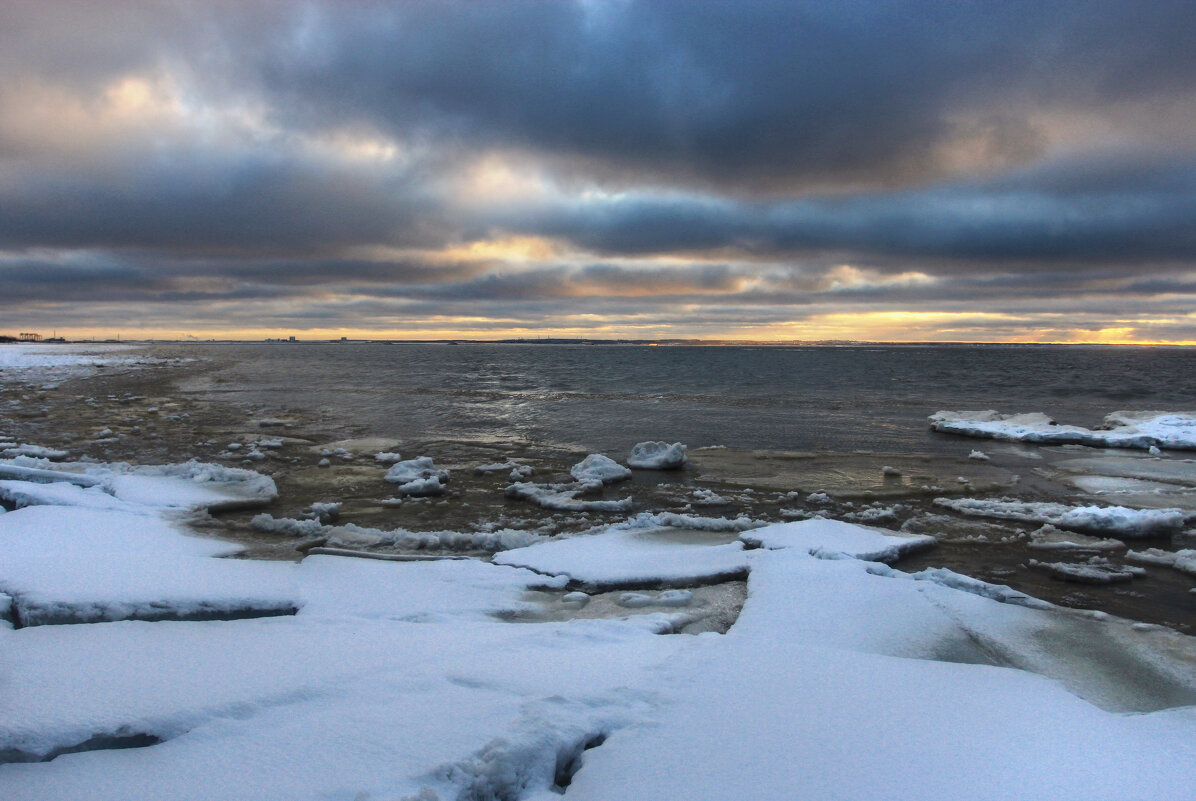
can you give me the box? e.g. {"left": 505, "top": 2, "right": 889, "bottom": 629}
{"left": 934, "top": 496, "right": 1187, "bottom": 537}
{"left": 627, "top": 441, "right": 687, "bottom": 470}
{"left": 493, "top": 528, "right": 750, "bottom": 589}
{"left": 930, "top": 409, "right": 1196, "bottom": 450}
{"left": 739, "top": 517, "right": 936, "bottom": 562}
{"left": 570, "top": 454, "right": 632, "bottom": 484}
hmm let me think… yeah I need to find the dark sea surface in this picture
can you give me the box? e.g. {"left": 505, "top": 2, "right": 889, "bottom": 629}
{"left": 186, "top": 343, "right": 1196, "bottom": 453}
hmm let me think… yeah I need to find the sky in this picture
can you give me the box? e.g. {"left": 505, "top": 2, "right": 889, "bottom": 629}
{"left": 2, "top": 0, "right": 1195, "bottom": 343}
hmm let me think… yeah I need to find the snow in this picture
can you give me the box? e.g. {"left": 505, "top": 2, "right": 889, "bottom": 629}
{"left": 627, "top": 441, "right": 687, "bottom": 470}
{"left": 569, "top": 454, "right": 632, "bottom": 484}
{"left": 934, "top": 496, "right": 1187, "bottom": 537}
{"left": 493, "top": 527, "right": 750, "bottom": 590}
{"left": 739, "top": 517, "right": 936, "bottom": 562}
{"left": 558, "top": 545, "right": 1196, "bottom": 801}
{"left": 930, "top": 409, "right": 1196, "bottom": 450}
{"left": 5, "top": 443, "right": 1196, "bottom": 800}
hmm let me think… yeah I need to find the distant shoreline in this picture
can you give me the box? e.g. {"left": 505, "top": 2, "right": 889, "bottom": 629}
{"left": 3, "top": 337, "right": 1191, "bottom": 348}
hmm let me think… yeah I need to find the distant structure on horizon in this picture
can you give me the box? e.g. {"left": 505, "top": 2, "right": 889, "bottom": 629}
{"left": 18, "top": 332, "right": 41, "bottom": 342}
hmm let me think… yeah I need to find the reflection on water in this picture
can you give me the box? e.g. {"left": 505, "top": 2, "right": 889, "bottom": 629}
{"left": 179, "top": 342, "right": 1196, "bottom": 454}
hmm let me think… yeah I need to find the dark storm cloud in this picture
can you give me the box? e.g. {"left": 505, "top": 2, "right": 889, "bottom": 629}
{"left": 0, "top": 253, "right": 484, "bottom": 307}
{"left": 1, "top": 1, "right": 1194, "bottom": 337}
{"left": 0, "top": 155, "right": 446, "bottom": 254}
{"left": 494, "top": 154, "right": 1196, "bottom": 267}
{"left": 241, "top": 0, "right": 1196, "bottom": 189}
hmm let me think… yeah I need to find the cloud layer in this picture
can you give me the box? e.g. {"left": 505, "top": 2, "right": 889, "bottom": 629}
{"left": 2, "top": 1, "right": 1194, "bottom": 342}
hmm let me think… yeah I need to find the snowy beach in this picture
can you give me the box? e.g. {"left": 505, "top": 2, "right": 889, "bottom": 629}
{"left": 2, "top": 342, "right": 1196, "bottom": 800}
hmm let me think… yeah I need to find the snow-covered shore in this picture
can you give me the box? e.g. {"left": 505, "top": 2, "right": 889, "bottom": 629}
{"left": 2, "top": 351, "right": 1196, "bottom": 799}
{"left": 3, "top": 449, "right": 1196, "bottom": 799}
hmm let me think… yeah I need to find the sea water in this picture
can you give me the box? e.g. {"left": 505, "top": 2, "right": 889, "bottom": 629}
{"left": 180, "top": 342, "right": 1196, "bottom": 454}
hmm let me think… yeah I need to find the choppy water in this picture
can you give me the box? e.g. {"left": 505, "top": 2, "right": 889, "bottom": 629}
{"left": 182, "top": 343, "right": 1196, "bottom": 453}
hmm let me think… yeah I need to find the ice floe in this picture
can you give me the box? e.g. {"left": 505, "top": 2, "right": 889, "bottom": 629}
{"left": 1, "top": 444, "right": 69, "bottom": 460}
{"left": 250, "top": 514, "right": 542, "bottom": 553}
{"left": 505, "top": 481, "right": 633, "bottom": 513}
{"left": 739, "top": 517, "right": 936, "bottom": 562}
{"left": 615, "top": 510, "right": 762, "bottom": 533}
{"left": 1028, "top": 557, "right": 1143, "bottom": 584}
{"left": 934, "top": 496, "right": 1187, "bottom": 537}
{"left": 931, "top": 409, "right": 1196, "bottom": 450}
{"left": 570, "top": 454, "right": 632, "bottom": 484}
{"left": 0, "top": 458, "right": 278, "bottom": 513}
{"left": 627, "top": 441, "right": 687, "bottom": 470}
{"left": 384, "top": 456, "right": 449, "bottom": 496}
{"left": 1026, "top": 524, "right": 1125, "bottom": 551}
{"left": 493, "top": 527, "right": 750, "bottom": 590}
{"left": 0, "top": 506, "right": 297, "bottom": 627}
{"left": 1126, "top": 547, "right": 1196, "bottom": 577}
